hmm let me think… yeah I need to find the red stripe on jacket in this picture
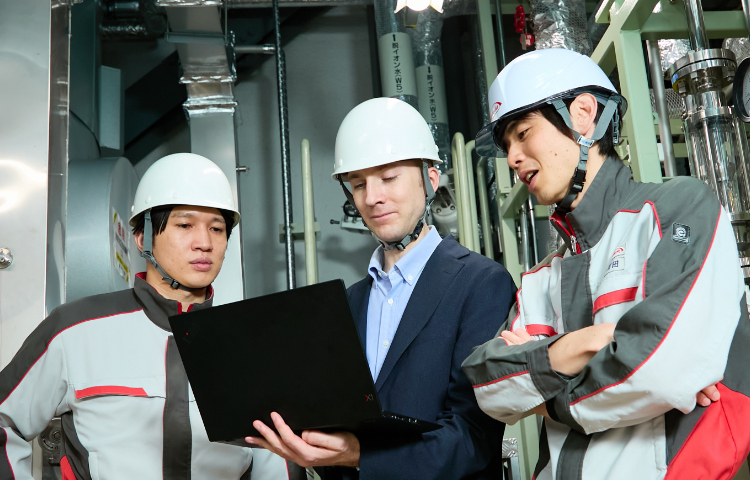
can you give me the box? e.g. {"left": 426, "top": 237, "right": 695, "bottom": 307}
{"left": 592, "top": 287, "right": 638, "bottom": 314}
{"left": 75, "top": 386, "right": 148, "bottom": 399}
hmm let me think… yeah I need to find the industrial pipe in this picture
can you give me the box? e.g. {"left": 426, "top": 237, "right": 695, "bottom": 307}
{"left": 301, "top": 139, "right": 318, "bottom": 286}
{"left": 476, "top": 157, "right": 494, "bottom": 260}
{"left": 742, "top": 0, "right": 750, "bottom": 40}
{"left": 465, "top": 140, "right": 481, "bottom": 253}
{"left": 684, "top": 0, "right": 709, "bottom": 51}
{"left": 273, "top": 0, "right": 296, "bottom": 290}
{"left": 452, "top": 137, "right": 466, "bottom": 248}
{"left": 373, "top": 0, "right": 418, "bottom": 110}
{"left": 527, "top": 197, "right": 538, "bottom": 266}
{"left": 235, "top": 44, "right": 276, "bottom": 54}
{"left": 646, "top": 40, "right": 677, "bottom": 177}
{"left": 452, "top": 133, "right": 473, "bottom": 251}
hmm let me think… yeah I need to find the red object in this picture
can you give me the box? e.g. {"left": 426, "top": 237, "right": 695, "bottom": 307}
{"left": 61, "top": 456, "right": 76, "bottom": 480}
{"left": 664, "top": 383, "right": 750, "bottom": 479}
{"left": 522, "top": 33, "right": 535, "bottom": 48}
{"left": 592, "top": 287, "right": 638, "bottom": 314}
{"left": 525, "top": 324, "right": 558, "bottom": 337}
{"left": 514, "top": 6, "right": 526, "bottom": 33}
{"left": 75, "top": 386, "right": 148, "bottom": 399}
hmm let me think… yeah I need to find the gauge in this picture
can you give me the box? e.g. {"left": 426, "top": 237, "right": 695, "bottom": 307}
{"left": 733, "top": 57, "right": 750, "bottom": 122}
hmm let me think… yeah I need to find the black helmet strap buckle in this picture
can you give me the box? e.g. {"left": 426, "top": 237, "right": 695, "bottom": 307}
{"left": 551, "top": 96, "right": 619, "bottom": 215}
{"left": 338, "top": 160, "right": 436, "bottom": 251}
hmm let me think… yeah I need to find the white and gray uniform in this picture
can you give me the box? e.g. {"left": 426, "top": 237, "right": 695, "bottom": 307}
{"left": 0, "top": 274, "right": 297, "bottom": 480}
{"left": 463, "top": 159, "right": 750, "bottom": 479}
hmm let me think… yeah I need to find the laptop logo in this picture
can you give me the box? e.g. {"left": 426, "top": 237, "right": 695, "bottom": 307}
{"left": 365, "top": 394, "right": 374, "bottom": 402}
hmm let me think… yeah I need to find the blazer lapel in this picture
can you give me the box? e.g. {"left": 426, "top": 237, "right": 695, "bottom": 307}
{"left": 374, "top": 239, "right": 465, "bottom": 391}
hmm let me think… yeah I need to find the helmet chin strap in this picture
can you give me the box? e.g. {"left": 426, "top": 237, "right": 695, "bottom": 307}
{"left": 339, "top": 161, "right": 436, "bottom": 252}
{"left": 551, "top": 97, "right": 620, "bottom": 215}
{"left": 140, "top": 211, "right": 204, "bottom": 292}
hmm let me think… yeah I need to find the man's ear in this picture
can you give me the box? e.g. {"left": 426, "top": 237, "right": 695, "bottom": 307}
{"left": 134, "top": 231, "right": 144, "bottom": 253}
{"left": 569, "top": 93, "right": 599, "bottom": 138}
{"left": 427, "top": 166, "right": 440, "bottom": 193}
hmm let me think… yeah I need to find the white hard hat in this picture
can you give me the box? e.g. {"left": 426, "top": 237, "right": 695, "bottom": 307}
{"left": 129, "top": 153, "right": 240, "bottom": 228}
{"left": 475, "top": 48, "right": 627, "bottom": 157}
{"left": 332, "top": 98, "right": 442, "bottom": 180}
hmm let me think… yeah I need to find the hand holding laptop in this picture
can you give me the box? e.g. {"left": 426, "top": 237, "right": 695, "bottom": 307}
{"left": 247, "top": 412, "right": 360, "bottom": 468}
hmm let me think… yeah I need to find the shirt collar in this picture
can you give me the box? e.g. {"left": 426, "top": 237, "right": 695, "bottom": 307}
{"left": 367, "top": 226, "right": 442, "bottom": 286}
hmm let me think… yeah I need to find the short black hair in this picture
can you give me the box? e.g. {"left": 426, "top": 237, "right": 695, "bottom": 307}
{"left": 499, "top": 98, "right": 622, "bottom": 159}
{"left": 131, "top": 205, "right": 235, "bottom": 240}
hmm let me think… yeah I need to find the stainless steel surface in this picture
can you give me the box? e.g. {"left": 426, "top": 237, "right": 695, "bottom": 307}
{"left": 742, "top": 0, "right": 750, "bottom": 46}
{"left": 0, "top": 249, "right": 13, "bottom": 270}
{"left": 684, "top": 0, "right": 709, "bottom": 51}
{"left": 274, "top": 0, "right": 296, "bottom": 290}
{"left": 670, "top": 15, "right": 750, "bottom": 282}
{"left": 66, "top": 158, "right": 143, "bottom": 303}
{"left": 0, "top": 0, "right": 70, "bottom": 367}
{"left": 163, "top": 0, "right": 246, "bottom": 303}
{"left": 647, "top": 40, "right": 677, "bottom": 177}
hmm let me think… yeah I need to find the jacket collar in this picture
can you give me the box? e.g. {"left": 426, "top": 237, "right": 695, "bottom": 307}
{"left": 550, "top": 158, "right": 635, "bottom": 254}
{"left": 133, "top": 273, "right": 214, "bottom": 332}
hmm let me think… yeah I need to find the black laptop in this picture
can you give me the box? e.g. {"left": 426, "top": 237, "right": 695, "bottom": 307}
{"left": 168, "top": 279, "right": 441, "bottom": 445}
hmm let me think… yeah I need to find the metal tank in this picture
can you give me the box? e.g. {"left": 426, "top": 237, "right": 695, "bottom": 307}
{"left": 668, "top": 0, "right": 750, "bottom": 282}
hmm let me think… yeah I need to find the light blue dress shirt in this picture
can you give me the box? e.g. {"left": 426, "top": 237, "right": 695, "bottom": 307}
{"left": 365, "top": 226, "right": 443, "bottom": 380}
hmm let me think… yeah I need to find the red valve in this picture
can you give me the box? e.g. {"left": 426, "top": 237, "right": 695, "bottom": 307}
{"left": 514, "top": 6, "right": 526, "bottom": 34}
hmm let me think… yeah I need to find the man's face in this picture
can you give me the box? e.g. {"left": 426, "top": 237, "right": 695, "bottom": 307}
{"left": 140, "top": 206, "right": 229, "bottom": 288}
{"left": 347, "top": 160, "right": 436, "bottom": 243}
{"left": 503, "top": 112, "right": 580, "bottom": 206}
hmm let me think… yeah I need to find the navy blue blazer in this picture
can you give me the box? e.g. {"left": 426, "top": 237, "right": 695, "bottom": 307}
{"left": 318, "top": 236, "right": 516, "bottom": 480}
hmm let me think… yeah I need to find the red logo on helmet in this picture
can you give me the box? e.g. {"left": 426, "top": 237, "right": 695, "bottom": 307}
{"left": 491, "top": 102, "right": 502, "bottom": 121}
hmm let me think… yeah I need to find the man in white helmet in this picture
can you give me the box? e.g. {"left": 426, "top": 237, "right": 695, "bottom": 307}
{"left": 462, "top": 48, "right": 750, "bottom": 479}
{"left": 0, "top": 153, "right": 299, "bottom": 479}
{"left": 247, "top": 98, "right": 516, "bottom": 479}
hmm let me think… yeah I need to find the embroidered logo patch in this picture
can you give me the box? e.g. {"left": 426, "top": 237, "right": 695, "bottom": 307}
{"left": 672, "top": 223, "right": 690, "bottom": 244}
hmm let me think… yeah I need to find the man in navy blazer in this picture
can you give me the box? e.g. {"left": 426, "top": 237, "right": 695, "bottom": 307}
{"left": 248, "top": 98, "right": 516, "bottom": 479}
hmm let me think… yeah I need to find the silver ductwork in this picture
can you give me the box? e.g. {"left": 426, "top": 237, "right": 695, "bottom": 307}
{"left": 159, "top": 0, "right": 245, "bottom": 303}
{"left": 668, "top": 0, "right": 750, "bottom": 283}
{"left": 529, "top": 0, "right": 591, "bottom": 55}
{"left": 0, "top": 0, "right": 70, "bottom": 365}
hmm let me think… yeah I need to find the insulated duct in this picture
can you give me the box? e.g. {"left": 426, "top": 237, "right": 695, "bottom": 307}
{"left": 527, "top": 0, "right": 589, "bottom": 254}
{"left": 410, "top": 10, "right": 450, "bottom": 169}
{"left": 724, "top": 37, "right": 750, "bottom": 64}
{"left": 160, "top": 0, "right": 245, "bottom": 304}
{"left": 529, "top": 0, "right": 591, "bottom": 55}
{"left": 100, "top": 0, "right": 168, "bottom": 39}
{"left": 373, "top": 0, "right": 418, "bottom": 110}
